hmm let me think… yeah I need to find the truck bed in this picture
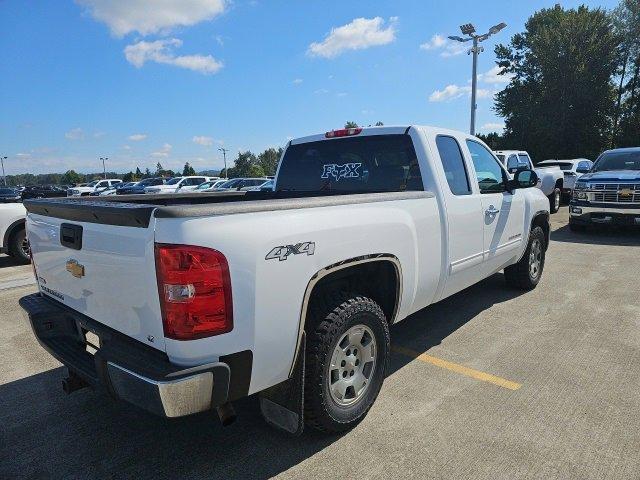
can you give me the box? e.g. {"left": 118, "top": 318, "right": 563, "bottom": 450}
{"left": 24, "top": 190, "right": 432, "bottom": 227}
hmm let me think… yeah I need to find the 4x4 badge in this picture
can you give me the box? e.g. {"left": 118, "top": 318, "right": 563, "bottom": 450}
{"left": 266, "top": 242, "right": 315, "bottom": 262}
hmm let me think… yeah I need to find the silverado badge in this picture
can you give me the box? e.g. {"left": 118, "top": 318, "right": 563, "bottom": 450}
{"left": 66, "top": 259, "right": 85, "bottom": 278}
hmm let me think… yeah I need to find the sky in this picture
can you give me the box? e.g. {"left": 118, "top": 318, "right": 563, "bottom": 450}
{"left": 0, "top": 0, "right": 620, "bottom": 175}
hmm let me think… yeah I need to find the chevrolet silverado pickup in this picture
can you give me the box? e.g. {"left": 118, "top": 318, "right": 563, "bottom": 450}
{"left": 570, "top": 147, "right": 640, "bottom": 230}
{"left": 496, "top": 150, "right": 564, "bottom": 213}
{"left": 20, "top": 126, "right": 550, "bottom": 435}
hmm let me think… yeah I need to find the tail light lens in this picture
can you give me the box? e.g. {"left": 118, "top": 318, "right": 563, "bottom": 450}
{"left": 155, "top": 244, "right": 233, "bottom": 340}
{"left": 325, "top": 128, "right": 362, "bottom": 138}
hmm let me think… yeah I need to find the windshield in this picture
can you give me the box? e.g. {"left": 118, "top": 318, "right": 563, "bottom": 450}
{"left": 0, "top": 188, "right": 16, "bottom": 194}
{"left": 539, "top": 162, "right": 573, "bottom": 170}
{"left": 166, "top": 177, "right": 182, "bottom": 185}
{"left": 219, "top": 179, "right": 241, "bottom": 188}
{"left": 196, "top": 182, "right": 213, "bottom": 190}
{"left": 593, "top": 151, "right": 640, "bottom": 172}
{"left": 87, "top": 181, "right": 99, "bottom": 187}
{"left": 496, "top": 154, "right": 505, "bottom": 162}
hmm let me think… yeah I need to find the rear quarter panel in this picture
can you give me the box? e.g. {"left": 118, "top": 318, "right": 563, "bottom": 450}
{"left": 154, "top": 196, "right": 441, "bottom": 394}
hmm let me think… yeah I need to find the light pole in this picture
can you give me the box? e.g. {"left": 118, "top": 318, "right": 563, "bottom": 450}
{"left": 449, "top": 22, "right": 506, "bottom": 135}
{"left": 218, "top": 147, "right": 229, "bottom": 178}
{"left": 0, "top": 156, "right": 6, "bottom": 186}
{"left": 100, "top": 157, "right": 108, "bottom": 179}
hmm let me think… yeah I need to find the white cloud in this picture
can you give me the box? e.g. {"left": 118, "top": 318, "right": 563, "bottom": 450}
{"left": 122, "top": 145, "right": 131, "bottom": 150}
{"left": 192, "top": 135, "right": 213, "bottom": 146}
{"left": 429, "top": 84, "right": 491, "bottom": 102}
{"left": 128, "top": 133, "right": 147, "bottom": 141}
{"left": 478, "top": 65, "right": 513, "bottom": 84}
{"left": 480, "top": 122, "right": 505, "bottom": 132}
{"left": 308, "top": 17, "right": 397, "bottom": 59}
{"left": 420, "top": 33, "right": 468, "bottom": 57}
{"left": 16, "top": 153, "right": 31, "bottom": 158}
{"left": 151, "top": 143, "right": 172, "bottom": 157}
{"left": 314, "top": 88, "right": 329, "bottom": 95}
{"left": 336, "top": 92, "right": 348, "bottom": 97}
{"left": 65, "top": 128, "right": 84, "bottom": 140}
{"left": 292, "top": 78, "right": 303, "bottom": 85}
{"left": 75, "top": 0, "right": 226, "bottom": 37}
{"left": 124, "top": 38, "right": 223, "bottom": 74}
{"left": 419, "top": 34, "right": 446, "bottom": 50}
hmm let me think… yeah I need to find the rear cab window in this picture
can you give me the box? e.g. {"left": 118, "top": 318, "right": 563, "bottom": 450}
{"left": 276, "top": 134, "right": 423, "bottom": 192}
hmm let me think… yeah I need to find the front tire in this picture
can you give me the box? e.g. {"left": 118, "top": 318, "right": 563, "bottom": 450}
{"left": 9, "top": 228, "right": 30, "bottom": 264}
{"left": 504, "top": 226, "right": 546, "bottom": 290}
{"left": 548, "top": 187, "right": 561, "bottom": 213}
{"left": 304, "top": 292, "right": 390, "bottom": 433}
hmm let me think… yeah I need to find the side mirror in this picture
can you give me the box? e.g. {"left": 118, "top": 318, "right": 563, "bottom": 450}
{"left": 511, "top": 169, "right": 538, "bottom": 190}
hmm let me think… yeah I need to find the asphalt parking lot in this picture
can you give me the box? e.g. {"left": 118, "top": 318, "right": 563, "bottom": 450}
{"left": 1, "top": 207, "right": 639, "bottom": 480}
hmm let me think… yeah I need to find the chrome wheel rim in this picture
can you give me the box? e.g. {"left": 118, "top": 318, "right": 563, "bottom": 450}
{"left": 328, "top": 324, "right": 377, "bottom": 407}
{"left": 529, "top": 239, "right": 542, "bottom": 279}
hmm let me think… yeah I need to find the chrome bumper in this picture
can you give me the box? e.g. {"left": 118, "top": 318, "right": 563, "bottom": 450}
{"left": 570, "top": 204, "right": 640, "bottom": 225}
{"left": 107, "top": 362, "right": 228, "bottom": 418}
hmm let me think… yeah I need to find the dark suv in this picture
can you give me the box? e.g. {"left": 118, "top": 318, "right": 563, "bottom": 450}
{"left": 116, "top": 177, "right": 167, "bottom": 195}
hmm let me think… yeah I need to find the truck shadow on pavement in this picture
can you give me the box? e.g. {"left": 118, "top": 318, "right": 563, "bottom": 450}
{"left": 0, "top": 273, "right": 523, "bottom": 480}
{"left": 551, "top": 224, "right": 640, "bottom": 246}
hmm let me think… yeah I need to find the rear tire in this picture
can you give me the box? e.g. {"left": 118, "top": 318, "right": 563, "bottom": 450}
{"left": 548, "top": 187, "right": 561, "bottom": 213}
{"left": 304, "top": 292, "right": 389, "bottom": 433}
{"left": 9, "top": 228, "right": 30, "bottom": 264}
{"left": 504, "top": 226, "right": 545, "bottom": 290}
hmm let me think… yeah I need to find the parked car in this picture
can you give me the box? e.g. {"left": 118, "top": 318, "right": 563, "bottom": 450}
{"left": 213, "top": 177, "right": 269, "bottom": 191}
{"left": 90, "top": 185, "right": 118, "bottom": 196}
{"left": 0, "top": 202, "right": 29, "bottom": 263}
{"left": 116, "top": 177, "right": 166, "bottom": 195}
{"left": 570, "top": 147, "right": 640, "bottom": 231}
{"left": 144, "top": 176, "right": 212, "bottom": 194}
{"left": 538, "top": 159, "right": 593, "bottom": 199}
{"left": 21, "top": 125, "right": 549, "bottom": 435}
{"left": 495, "top": 150, "right": 564, "bottom": 213}
{"left": 246, "top": 179, "right": 274, "bottom": 191}
{"left": 0, "top": 188, "right": 23, "bottom": 203}
{"left": 68, "top": 179, "right": 122, "bottom": 196}
{"left": 193, "top": 179, "right": 229, "bottom": 192}
{"left": 21, "top": 185, "right": 68, "bottom": 200}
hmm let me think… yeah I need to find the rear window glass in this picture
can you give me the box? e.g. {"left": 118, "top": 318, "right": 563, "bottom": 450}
{"left": 276, "top": 135, "right": 422, "bottom": 192}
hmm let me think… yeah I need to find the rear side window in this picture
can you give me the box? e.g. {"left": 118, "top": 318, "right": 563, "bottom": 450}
{"left": 435, "top": 136, "right": 471, "bottom": 195}
{"left": 276, "top": 135, "right": 422, "bottom": 192}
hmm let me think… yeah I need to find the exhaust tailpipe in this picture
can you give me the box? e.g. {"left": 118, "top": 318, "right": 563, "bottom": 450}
{"left": 216, "top": 402, "right": 237, "bottom": 426}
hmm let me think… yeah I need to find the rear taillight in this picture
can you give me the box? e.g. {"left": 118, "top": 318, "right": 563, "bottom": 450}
{"left": 325, "top": 127, "right": 362, "bottom": 138}
{"left": 155, "top": 244, "right": 233, "bottom": 340}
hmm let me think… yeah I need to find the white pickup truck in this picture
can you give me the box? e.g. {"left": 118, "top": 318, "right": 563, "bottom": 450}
{"left": 68, "top": 179, "right": 123, "bottom": 197}
{"left": 495, "top": 150, "right": 564, "bottom": 213}
{"left": 21, "top": 126, "right": 550, "bottom": 435}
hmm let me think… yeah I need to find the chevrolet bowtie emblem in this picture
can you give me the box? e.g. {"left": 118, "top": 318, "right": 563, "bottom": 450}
{"left": 619, "top": 188, "right": 633, "bottom": 197}
{"left": 66, "top": 259, "right": 85, "bottom": 278}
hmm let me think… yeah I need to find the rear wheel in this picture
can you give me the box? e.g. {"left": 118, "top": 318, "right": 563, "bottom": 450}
{"left": 304, "top": 292, "right": 389, "bottom": 433}
{"left": 504, "top": 226, "right": 545, "bottom": 290}
{"left": 548, "top": 187, "right": 561, "bottom": 213}
{"left": 9, "top": 228, "right": 30, "bottom": 264}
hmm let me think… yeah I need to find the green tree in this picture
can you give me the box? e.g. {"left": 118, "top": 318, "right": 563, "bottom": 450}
{"left": 228, "top": 151, "right": 257, "bottom": 178}
{"left": 613, "top": 0, "right": 640, "bottom": 147}
{"left": 476, "top": 132, "right": 507, "bottom": 151}
{"left": 344, "top": 121, "right": 359, "bottom": 128}
{"left": 144, "top": 168, "right": 152, "bottom": 178}
{"left": 494, "top": 5, "right": 620, "bottom": 161}
{"left": 155, "top": 162, "right": 164, "bottom": 176}
{"left": 122, "top": 171, "right": 135, "bottom": 182}
{"left": 248, "top": 164, "right": 265, "bottom": 177}
{"left": 257, "top": 147, "right": 282, "bottom": 176}
{"left": 135, "top": 167, "right": 143, "bottom": 178}
{"left": 375, "top": 121, "right": 384, "bottom": 126}
{"left": 182, "top": 162, "right": 196, "bottom": 176}
{"left": 60, "top": 170, "right": 83, "bottom": 185}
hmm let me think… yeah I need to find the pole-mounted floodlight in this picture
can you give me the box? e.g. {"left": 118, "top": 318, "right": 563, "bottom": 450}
{"left": 100, "top": 157, "right": 108, "bottom": 179}
{"left": 448, "top": 21, "right": 507, "bottom": 135}
{"left": 218, "top": 147, "right": 229, "bottom": 178}
{"left": 0, "top": 156, "right": 6, "bottom": 186}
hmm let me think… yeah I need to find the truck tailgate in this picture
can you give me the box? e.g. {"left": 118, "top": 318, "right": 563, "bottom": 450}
{"left": 27, "top": 209, "right": 165, "bottom": 351}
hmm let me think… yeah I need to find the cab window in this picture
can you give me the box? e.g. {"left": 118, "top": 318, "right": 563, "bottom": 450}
{"left": 466, "top": 140, "right": 508, "bottom": 194}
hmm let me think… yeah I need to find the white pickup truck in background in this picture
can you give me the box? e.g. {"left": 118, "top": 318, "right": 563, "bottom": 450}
{"left": 67, "top": 179, "right": 123, "bottom": 197}
{"left": 496, "top": 150, "right": 564, "bottom": 213}
{"left": 21, "top": 126, "right": 549, "bottom": 435}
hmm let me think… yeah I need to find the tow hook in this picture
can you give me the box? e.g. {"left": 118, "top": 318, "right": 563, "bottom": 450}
{"left": 216, "top": 402, "right": 237, "bottom": 426}
{"left": 62, "top": 369, "right": 89, "bottom": 394}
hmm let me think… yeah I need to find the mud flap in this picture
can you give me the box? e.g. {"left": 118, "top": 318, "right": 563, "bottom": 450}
{"left": 259, "top": 333, "right": 305, "bottom": 435}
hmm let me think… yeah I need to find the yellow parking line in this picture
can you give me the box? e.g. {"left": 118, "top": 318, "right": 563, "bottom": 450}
{"left": 392, "top": 345, "right": 522, "bottom": 391}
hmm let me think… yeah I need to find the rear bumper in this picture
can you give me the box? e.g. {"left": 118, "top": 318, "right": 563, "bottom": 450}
{"left": 569, "top": 202, "right": 640, "bottom": 226}
{"left": 19, "top": 293, "right": 234, "bottom": 418}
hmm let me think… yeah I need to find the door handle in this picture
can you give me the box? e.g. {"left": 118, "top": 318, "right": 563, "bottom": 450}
{"left": 485, "top": 205, "right": 500, "bottom": 216}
